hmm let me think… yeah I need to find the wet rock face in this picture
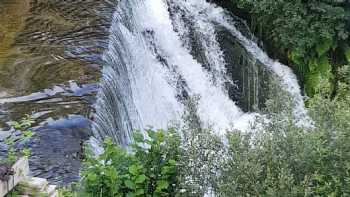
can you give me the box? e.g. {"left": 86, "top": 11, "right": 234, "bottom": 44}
{"left": 217, "top": 27, "right": 271, "bottom": 112}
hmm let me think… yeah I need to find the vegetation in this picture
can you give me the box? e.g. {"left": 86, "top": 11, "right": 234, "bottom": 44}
{"left": 214, "top": 68, "right": 350, "bottom": 196}
{"left": 2, "top": 115, "right": 35, "bottom": 164}
{"left": 57, "top": 82, "right": 349, "bottom": 197}
{"left": 228, "top": 0, "right": 350, "bottom": 95}
{"left": 5, "top": 182, "right": 50, "bottom": 197}
{"left": 63, "top": 129, "right": 182, "bottom": 197}
{"left": 219, "top": 91, "right": 350, "bottom": 196}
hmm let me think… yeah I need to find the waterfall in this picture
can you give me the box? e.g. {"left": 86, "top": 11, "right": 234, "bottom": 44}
{"left": 93, "top": 0, "right": 309, "bottom": 145}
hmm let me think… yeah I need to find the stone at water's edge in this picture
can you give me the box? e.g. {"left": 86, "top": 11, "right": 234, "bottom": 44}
{"left": 0, "top": 157, "right": 29, "bottom": 197}
{"left": 0, "top": 157, "right": 59, "bottom": 197}
{"left": 18, "top": 177, "right": 58, "bottom": 197}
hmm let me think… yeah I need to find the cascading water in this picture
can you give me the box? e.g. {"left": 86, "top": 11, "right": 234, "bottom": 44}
{"left": 93, "top": 0, "right": 309, "bottom": 145}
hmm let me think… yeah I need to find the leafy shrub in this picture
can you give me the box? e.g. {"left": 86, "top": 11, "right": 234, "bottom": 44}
{"left": 58, "top": 188, "right": 76, "bottom": 197}
{"left": 62, "top": 98, "right": 224, "bottom": 197}
{"left": 61, "top": 88, "right": 350, "bottom": 196}
{"left": 78, "top": 129, "right": 182, "bottom": 197}
{"left": 229, "top": 0, "right": 350, "bottom": 95}
{"left": 218, "top": 87, "right": 350, "bottom": 196}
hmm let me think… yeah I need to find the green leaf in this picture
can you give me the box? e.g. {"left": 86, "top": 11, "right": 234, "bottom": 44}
{"left": 305, "top": 72, "right": 322, "bottom": 96}
{"left": 125, "top": 180, "right": 136, "bottom": 189}
{"left": 147, "top": 130, "right": 157, "bottom": 141}
{"left": 288, "top": 50, "right": 303, "bottom": 65}
{"left": 126, "top": 193, "right": 135, "bottom": 197}
{"left": 23, "top": 130, "right": 35, "bottom": 139}
{"left": 106, "top": 168, "right": 118, "bottom": 180}
{"left": 133, "top": 132, "right": 144, "bottom": 143}
{"left": 317, "top": 55, "right": 331, "bottom": 75}
{"left": 168, "top": 159, "right": 176, "bottom": 166}
{"left": 308, "top": 57, "right": 319, "bottom": 72}
{"left": 129, "top": 165, "right": 140, "bottom": 176}
{"left": 316, "top": 38, "right": 332, "bottom": 57}
{"left": 156, "top": 180, "right": 169, "bottom": 192}
{"left": 87, "top": 173, "right": 98, "bottom": 182}
{"left": 104, "top": 137, "right": 114, "bottom": 147}
{"left": 10, "top": 121, "right": 22, "bottom": 129}
{"left": 135, "top": 175, "right": 146, "bottom": 184}
{"left": 135, "top": 189, "right": 145, "bottom": 196}
{"left": 344, "top": 45, "right": 350, "bottom": 63}
{"left": 21, "top": 148, "right": 31, "bottom": 157}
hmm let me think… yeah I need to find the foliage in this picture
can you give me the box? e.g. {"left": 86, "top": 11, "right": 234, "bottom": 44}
{"left": 76, "top": 129, "right": 182, "bottom": 197}
{"left": 60, "top": 89, "right": 350, "bottom": 197}
{"left": 218, "top": 85, "right": 350, "bottom": 196}
{"left": 62, "top": 97, "right": 225, "bottom": 197}
{"left": 230, "top": 0, "right": 350, "bottom": 95}
{"left": 177, "top": 98, "right": 225, "bottom": 196}
{"left": 58, "top": 187, "right": 76, "bottom": 197}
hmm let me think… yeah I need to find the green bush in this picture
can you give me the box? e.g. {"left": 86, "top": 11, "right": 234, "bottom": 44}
{"left": 229, "top": 0, "right": 350, "bottom": 95}
{"left": 61, "top": 98, "right": 224, "bottom": 197}
{"left": 218, "top": 87, "right": 350, "bottom": 196}
{"left": 60, "top": 89, "right": 350, "bottom": 196}
{"left": 78, "top": 129, "right": 182, "bottom": 197}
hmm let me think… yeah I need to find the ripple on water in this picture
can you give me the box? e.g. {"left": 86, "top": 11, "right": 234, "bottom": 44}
{"left": 0, "top": 0, "right": 118, "bottom": 185}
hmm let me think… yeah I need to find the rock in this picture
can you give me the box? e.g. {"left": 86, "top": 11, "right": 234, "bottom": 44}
{"left": 0, "top": 157, "right": 30, "bottom": 197}
{"left": 17, "top": 177, "right": 59, "bottom": 197}
{"left": 23, "top": 177, "right": 48, "bottom": 192}
{"left": 46, "top": 185, "right": 58, "bottom": 197}
{"left": 0, "top": 164, "right": 14, "bottom": 181}
{"left": 3, "top": 176, "right": 60, "bottom": 197}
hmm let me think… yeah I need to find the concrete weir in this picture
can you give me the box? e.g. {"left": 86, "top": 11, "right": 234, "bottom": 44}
{"left": 0, "top": 157, "right": 58, "bottom": 197}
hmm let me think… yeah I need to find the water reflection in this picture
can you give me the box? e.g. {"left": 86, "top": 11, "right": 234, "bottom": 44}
{"left": 0, "top": 0, "right": 117, "bottom": 96}
{"left": 0, "top": 0, "right": 30, "bottom": 62}
{"left": 0, "top": 0, "right": 117, "bottom": 184}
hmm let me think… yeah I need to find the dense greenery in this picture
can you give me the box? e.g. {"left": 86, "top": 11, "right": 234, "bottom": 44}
{"left": 228, "top": 0, "right": 350, "bottom": 95}
{"left": 66, "top": 129, "right": 182, "bottom": 197}
{"left": 219, "top": 92, "right": 350, "bottom": 196}
{"left": 60, "top": 82, "right": 350, "bottom": 196}
{"left": 216, "top": 71, "right": 350, "bottom": 196}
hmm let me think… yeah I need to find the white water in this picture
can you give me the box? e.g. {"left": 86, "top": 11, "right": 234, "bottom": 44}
{"left": 93, "top": 0, "right": 309, "bottom": 144}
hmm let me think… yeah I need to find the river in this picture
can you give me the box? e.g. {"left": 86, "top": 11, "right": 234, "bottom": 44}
{"left": 0, "top": 0, "right": 308, "bottom": 185}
